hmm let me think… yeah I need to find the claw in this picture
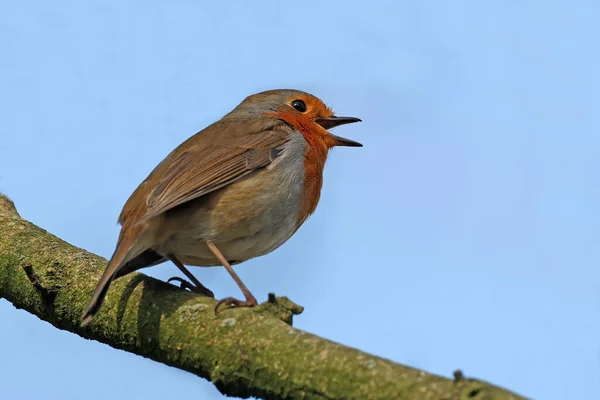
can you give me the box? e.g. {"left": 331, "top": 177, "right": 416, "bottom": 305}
{"left": 167, "top": 276, "right": 214, "bottom": 298}
{"left": 168, "top": 276, "right": 191, "bottom": 289}
{"left": 215, "top": 296, "right": 258, "bottom": 316}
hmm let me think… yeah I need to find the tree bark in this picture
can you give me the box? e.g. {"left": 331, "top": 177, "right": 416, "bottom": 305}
{"left": 0, "top": 194, "right": 524, "bottom": 400}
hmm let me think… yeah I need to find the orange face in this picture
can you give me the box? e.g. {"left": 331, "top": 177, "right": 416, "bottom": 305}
{"left": 284, "top": 93, "right": 335, "bottom": 121}
{"left": 268, "top": 92, "right": 362, "bottom": 149}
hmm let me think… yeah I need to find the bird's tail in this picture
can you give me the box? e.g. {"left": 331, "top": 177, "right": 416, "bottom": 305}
{"left": 80, "top": 237, "right": 133, "bottom": 327}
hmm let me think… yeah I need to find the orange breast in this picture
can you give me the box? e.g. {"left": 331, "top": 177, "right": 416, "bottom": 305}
{"left": 268, "top": 109, "right": 329, "bottom": 228}
{"left": 297, "top": 130, "right": 328, "bottom": 226}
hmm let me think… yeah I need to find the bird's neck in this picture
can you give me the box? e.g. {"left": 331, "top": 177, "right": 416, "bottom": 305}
{"left": 264, "top": 109, "right": 330, "bottom": 226}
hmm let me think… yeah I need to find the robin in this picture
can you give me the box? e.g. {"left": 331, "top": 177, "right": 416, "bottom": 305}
{"left": 80, "top": 89, "right": 362, "bottom": 327}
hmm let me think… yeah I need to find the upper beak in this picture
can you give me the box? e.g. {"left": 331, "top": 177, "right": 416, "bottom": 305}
{"left": 315, "top": 116, "right": 363, "bottom": 147}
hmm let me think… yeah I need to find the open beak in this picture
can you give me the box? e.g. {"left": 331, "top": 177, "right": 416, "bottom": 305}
{"left": 315, "top": 116, "right": 363, "bottom": 147}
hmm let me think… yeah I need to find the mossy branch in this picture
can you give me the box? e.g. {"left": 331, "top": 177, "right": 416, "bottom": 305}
{"left": 0, "top": 194, "right": 524, "bottom": 400}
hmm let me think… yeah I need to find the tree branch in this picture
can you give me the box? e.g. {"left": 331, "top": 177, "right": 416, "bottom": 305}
{"left": 0, "top": 194, "right": 524, "bottom": 400}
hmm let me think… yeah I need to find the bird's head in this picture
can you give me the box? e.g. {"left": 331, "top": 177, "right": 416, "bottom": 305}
{"left": 232, "top": 89, "right": 362, "bottom": 148}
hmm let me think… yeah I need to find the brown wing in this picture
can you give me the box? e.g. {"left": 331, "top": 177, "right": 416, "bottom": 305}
{"left": 118, "top": 116, "right": 290, "bottom": 227}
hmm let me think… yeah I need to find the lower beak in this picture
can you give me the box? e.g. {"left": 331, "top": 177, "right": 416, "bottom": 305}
{"left": 329, "top": 133, "right": 363, "bottom": 147}
{"left": 315, "top": 116, "right": 363, "bottom": 147}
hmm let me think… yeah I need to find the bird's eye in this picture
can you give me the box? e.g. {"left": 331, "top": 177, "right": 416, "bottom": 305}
{"left": 291, "top": 99, "right": 307, "bottom": 113}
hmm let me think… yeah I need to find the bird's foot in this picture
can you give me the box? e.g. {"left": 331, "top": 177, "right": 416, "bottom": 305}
{"left": 215, "top": 296, "right": 258, "bottom": 316}
{"left": 167, "top": 276, "right": 215, "bottom": 298}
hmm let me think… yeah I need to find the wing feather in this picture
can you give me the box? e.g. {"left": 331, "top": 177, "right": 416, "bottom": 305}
{"left": 130, "top": 117, "right": 291, "bottom": 222}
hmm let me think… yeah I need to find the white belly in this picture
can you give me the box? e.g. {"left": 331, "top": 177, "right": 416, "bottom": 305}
{"left": 157, "top": 130, "right": 307, "bottom": 266}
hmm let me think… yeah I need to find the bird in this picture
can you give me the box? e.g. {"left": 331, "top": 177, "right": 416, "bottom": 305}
{"left": 80, "top": 89, "right": 362, "bottom": 327}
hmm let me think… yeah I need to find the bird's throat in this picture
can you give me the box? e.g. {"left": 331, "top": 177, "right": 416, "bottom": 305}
{"left": 266, "top": 109, "right": 329, "bottom": 227}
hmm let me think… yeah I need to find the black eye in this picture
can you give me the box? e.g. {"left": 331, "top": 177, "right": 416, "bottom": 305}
{"left": 291, "top": 99, "right": 307, "bottom": 112}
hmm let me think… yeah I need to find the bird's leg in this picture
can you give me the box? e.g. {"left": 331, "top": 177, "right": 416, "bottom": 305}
{"left": 167, "top": 254, "right": 214, "bottom": 298}
{"left": 206, "top": 241, "right": 258, "bottom": 315}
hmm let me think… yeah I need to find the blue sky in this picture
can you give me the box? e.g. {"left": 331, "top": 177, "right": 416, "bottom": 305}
{"left": 1, "top": 1, "right": 599, "bottom": 399}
